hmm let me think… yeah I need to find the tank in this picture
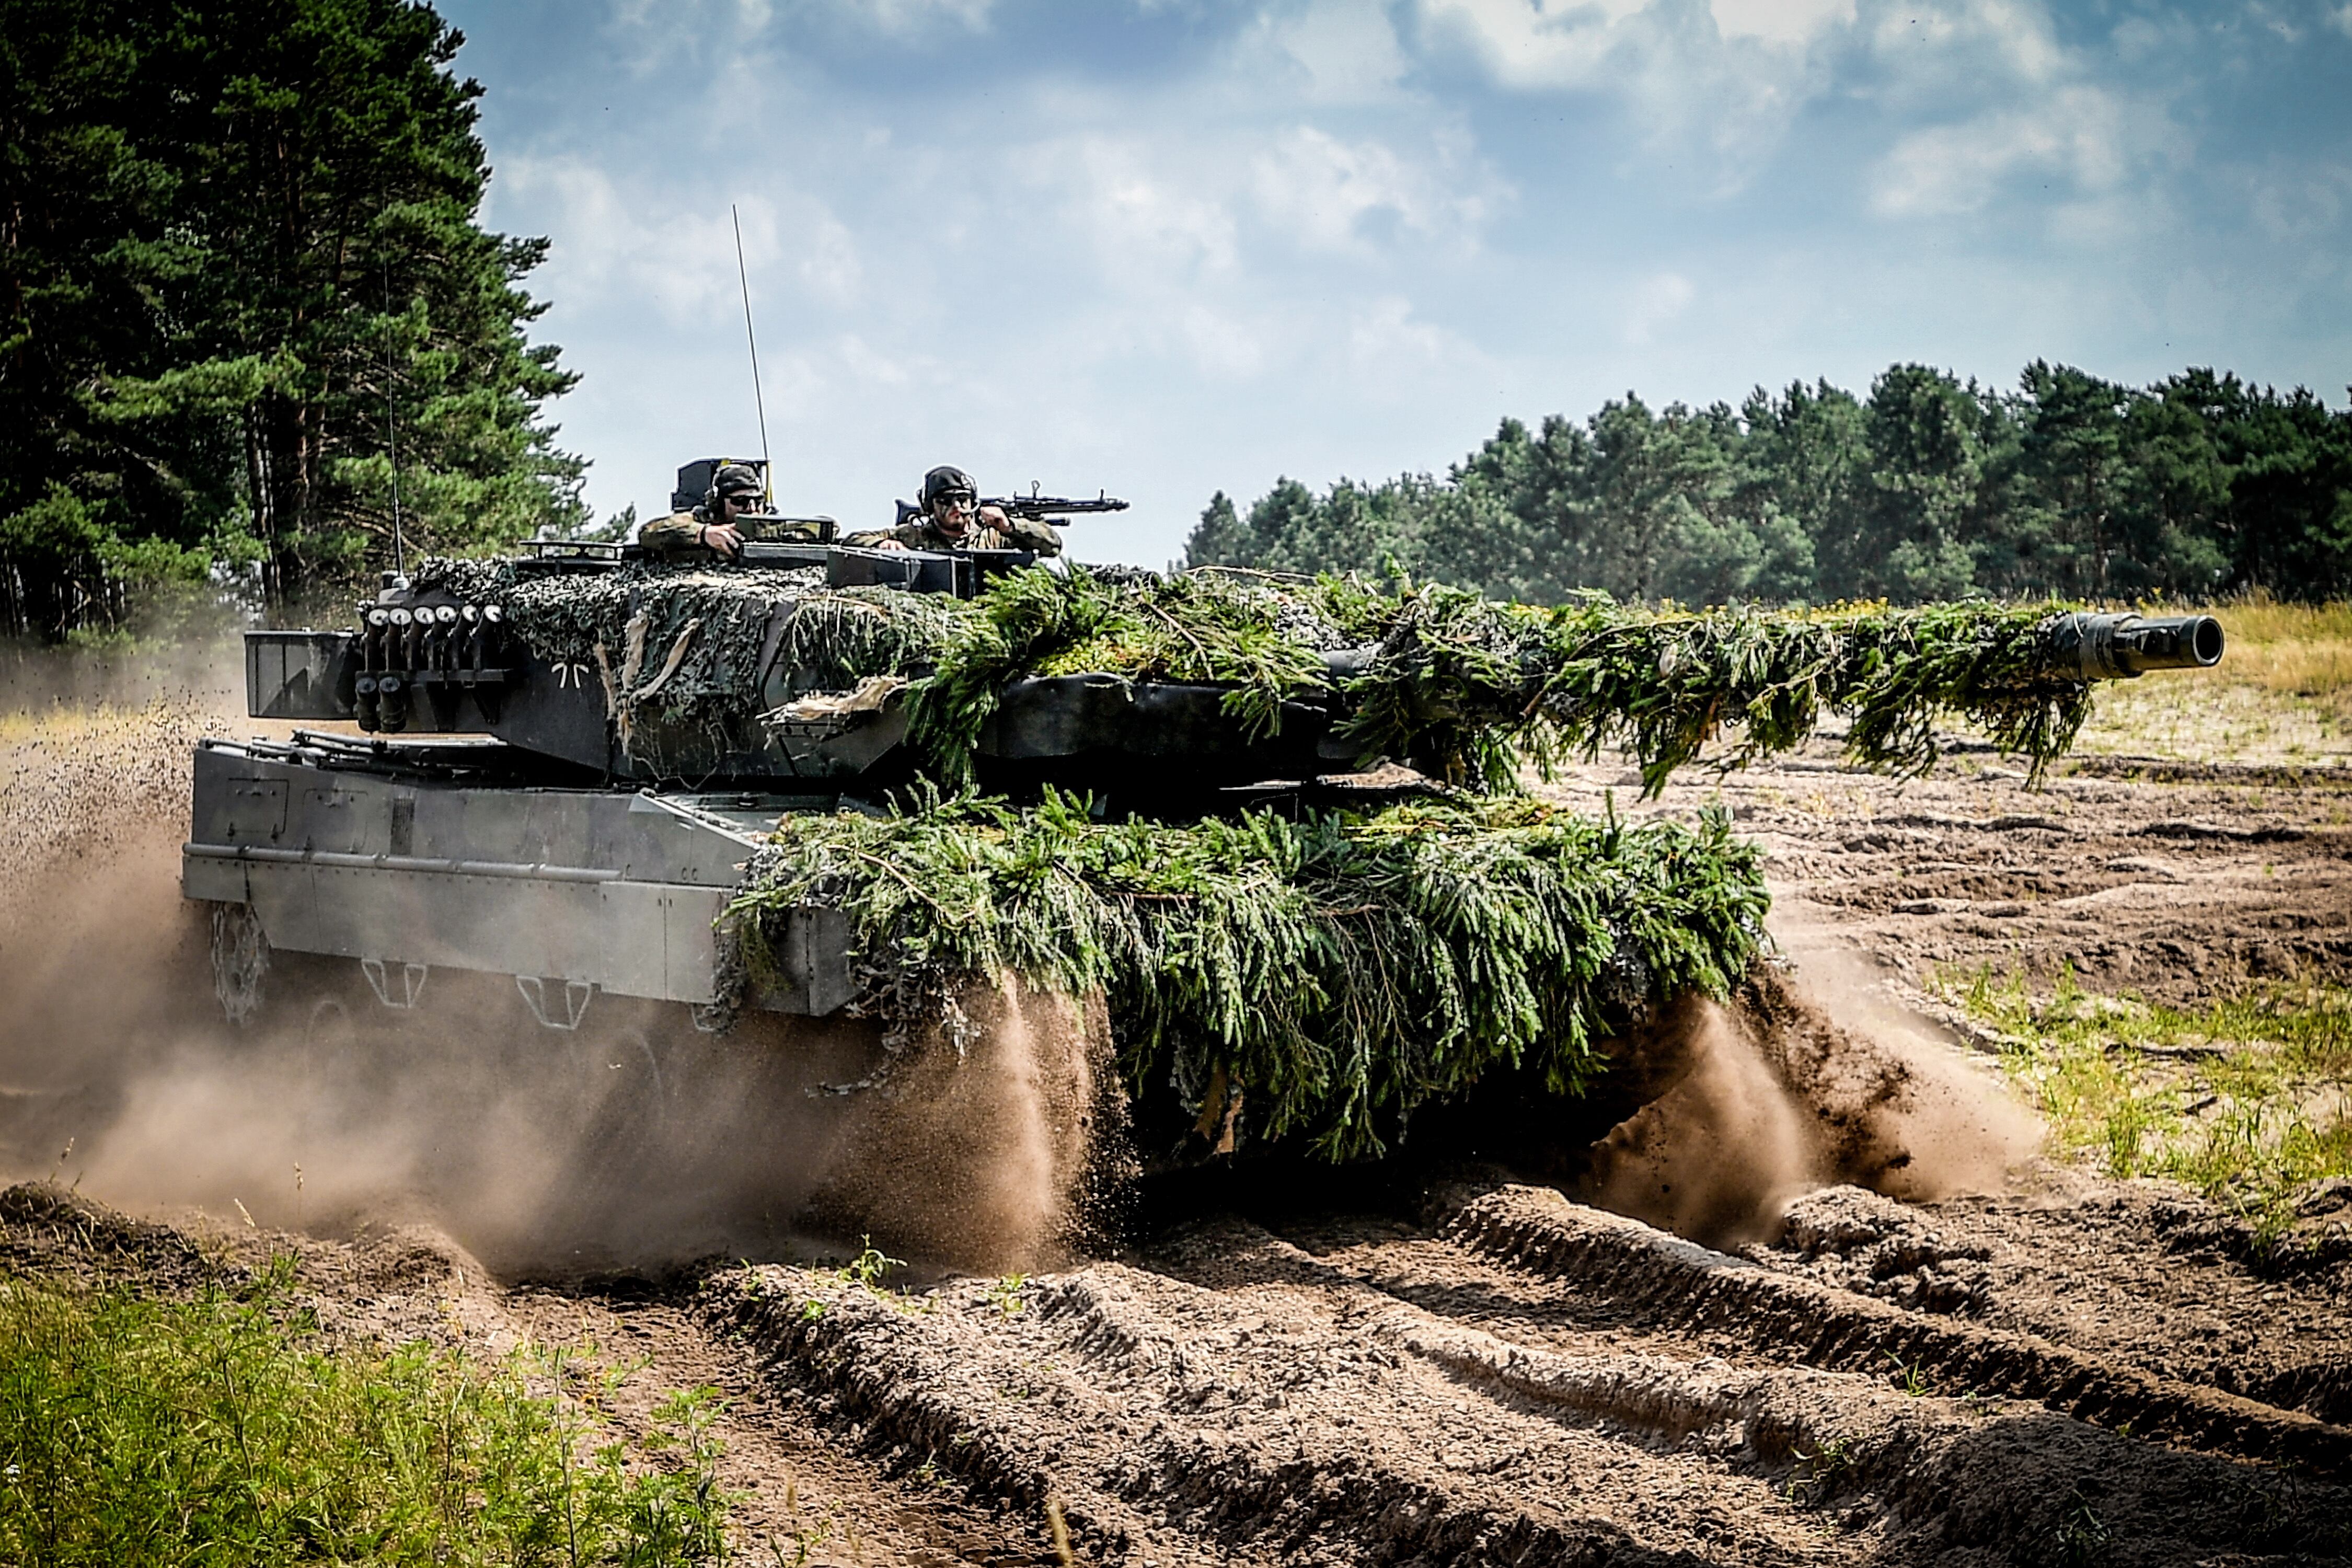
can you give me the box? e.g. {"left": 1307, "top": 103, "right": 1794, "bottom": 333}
{"left": 186, "top": 485, "right": 2226, "bottom": 1172}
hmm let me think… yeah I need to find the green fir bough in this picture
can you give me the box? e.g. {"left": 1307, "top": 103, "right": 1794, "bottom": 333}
{"left": 730, "top": 792, "right": 1769, "bottom": 1158}
{"left": 904, "top": 568, "right": 2102, "bottom": 791}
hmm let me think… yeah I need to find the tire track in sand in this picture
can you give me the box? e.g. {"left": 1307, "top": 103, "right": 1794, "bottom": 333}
{"left": 1429, "top": 1184, "right": 2352, "bottom": 1474}
{"left": 705, "top": 1207, "right": 2350, "bottom": 1565}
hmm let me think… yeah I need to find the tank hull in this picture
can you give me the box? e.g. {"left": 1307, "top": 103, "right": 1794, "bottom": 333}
{"left": 183, "top": 736, "right": 854, "bottom": 1021}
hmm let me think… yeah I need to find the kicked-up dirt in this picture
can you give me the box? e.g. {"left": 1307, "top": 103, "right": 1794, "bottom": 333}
{"left": 4, "top": 681, "right": 2350, "bottom": 1564}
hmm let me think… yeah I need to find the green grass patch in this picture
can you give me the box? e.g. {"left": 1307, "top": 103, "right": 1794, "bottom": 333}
{"left": 0, "top": 1261, "right": 735, "bottom": 1566}
{"left": 1944, "top": 967, "right": 2352, "bottom": 1246}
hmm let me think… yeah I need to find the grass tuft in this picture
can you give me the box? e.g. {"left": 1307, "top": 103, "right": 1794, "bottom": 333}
{"left": 732, "top": 789, "right": 1769, "bottom": 1159}
{"left": 1946, "top": 967, "right": 2352, "bottom": 1247}
{"left": 0, "top": 1264, "right": 736, "bottom": 1565}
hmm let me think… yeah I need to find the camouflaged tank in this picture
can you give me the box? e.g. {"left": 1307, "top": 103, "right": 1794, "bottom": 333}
{"left": 186, "top": 458, "right": 2225, "bottom": 1165}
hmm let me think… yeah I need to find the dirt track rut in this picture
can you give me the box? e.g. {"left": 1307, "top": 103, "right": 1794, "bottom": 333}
{"left": 704, "top": 1180, "right": 2350, "bottom": 1565}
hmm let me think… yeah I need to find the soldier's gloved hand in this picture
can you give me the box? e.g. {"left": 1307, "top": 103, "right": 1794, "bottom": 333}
{"left": 1009, "top": 518, "right": 1063, "bottom": 557}
{"left": 698, "top": 521, "right": 744, "bottom": 560}
{"left": 871, "top": 538, "right": 910, "bottom": 552}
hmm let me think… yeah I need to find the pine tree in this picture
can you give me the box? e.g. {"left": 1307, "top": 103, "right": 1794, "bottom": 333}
{"left": 0, "top": 0, "right": 582, "bottom": 638}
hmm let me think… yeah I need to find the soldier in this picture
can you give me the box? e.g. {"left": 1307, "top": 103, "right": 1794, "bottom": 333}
{"left": 638, "top": 463, "right": 766, "bottom": 560}
{"left": 844, "top": 465, "right": 1063, "bottom": 556}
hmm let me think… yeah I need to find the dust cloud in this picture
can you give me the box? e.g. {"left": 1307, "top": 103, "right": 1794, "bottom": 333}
{"left": 809, "top": 978, "right": 1120, "bottom": 1273}
{"left": 1584, "top": 918, "right": 2042, "bottom": 1247}
{"left": 0, "top": 662, "right": 1108, "bottom": 1279}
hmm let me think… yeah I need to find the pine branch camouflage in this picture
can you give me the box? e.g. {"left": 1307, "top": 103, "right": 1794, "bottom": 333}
{"left": 730, "top": 792, "right": 1769, "bottom": 1159}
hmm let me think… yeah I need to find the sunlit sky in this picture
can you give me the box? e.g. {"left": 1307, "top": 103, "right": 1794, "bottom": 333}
{"left": 446, "top": 0, "right": 2352, "bottom": 562}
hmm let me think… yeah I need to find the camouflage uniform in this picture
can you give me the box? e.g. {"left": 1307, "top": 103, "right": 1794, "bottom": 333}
{"left": 842, "top": 511, "right": 1062, "bottom": 556}
{"left": 638, "top": 505, "right": 721, "bottom": 558}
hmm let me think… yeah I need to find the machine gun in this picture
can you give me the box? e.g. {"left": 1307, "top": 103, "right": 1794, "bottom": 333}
{"left": 892, "top": 486, "right": 1129, "bottom": 529}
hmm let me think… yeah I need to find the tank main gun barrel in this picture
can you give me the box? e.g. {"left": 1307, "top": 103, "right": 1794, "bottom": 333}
{"left": 2044, "top": 612, "right": 2225, "bottom": 681}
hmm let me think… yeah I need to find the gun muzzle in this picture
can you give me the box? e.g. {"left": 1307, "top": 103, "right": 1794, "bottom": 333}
{"left": 2045, "top": 612, "right": 2226, "bottom": 681}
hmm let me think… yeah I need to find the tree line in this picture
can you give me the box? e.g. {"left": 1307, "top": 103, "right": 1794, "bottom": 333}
{"left": 1, "top": 0, "right": 582, "bottom": 642}
{"left": 1186, "top": 363, "right": 2352, "bottom": 606}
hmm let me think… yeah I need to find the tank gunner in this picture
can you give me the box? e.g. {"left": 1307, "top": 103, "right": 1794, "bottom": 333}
{"left": 639, "top": 462, "right": 827, "bottom": 560}
{"left": 844, "top": 466, "right": 1063, "bottom": 557}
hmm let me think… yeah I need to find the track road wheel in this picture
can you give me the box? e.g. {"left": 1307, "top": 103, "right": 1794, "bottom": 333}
{"left": 209, "top": 902, "right": 268, "bottom": 1027}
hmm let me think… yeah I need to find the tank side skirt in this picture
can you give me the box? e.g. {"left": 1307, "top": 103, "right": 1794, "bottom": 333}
{"left": 183, "top": 743, "right": 850, "bottom": 1016}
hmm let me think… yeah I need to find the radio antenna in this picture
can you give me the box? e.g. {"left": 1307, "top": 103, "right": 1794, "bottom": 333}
{"left": 383, "top": 262, "right": 406, "bottom": 579}
{"left": 731, "top": 204, "right": 773, "bottom": 506}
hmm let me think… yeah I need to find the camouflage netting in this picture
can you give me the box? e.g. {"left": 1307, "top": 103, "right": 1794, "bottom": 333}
{"left": 410, "top": 557, "right": 975, "bottom": 764}
{"left": 730, "top": 791, "right": 1769, "bottom": 1158}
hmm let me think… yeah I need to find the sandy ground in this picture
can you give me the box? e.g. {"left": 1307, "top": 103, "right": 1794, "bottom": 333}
{"left": 4, "top": 673, "right": 2350, "bottom": 1565}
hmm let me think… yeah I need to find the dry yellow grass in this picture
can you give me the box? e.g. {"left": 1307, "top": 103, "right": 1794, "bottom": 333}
{"left": 2208, "top": 598, "right": 2352, "bottom": 696}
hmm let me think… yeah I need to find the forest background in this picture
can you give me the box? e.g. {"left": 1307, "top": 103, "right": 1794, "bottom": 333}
{"left": 5, "top": 0, "right": 2349, "bottom": 647}
{"left": 1186, "top": 365, "right": 2352, "bottom": 608}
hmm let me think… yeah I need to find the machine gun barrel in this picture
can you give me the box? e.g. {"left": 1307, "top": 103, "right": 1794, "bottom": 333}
{"left": 892, "top": 490, "right": 1130, "bottom": 528}
{"left": 2044, "top": 612, "right": 2225, "bottom": 681}
{"left": 983, "top": 490, "right": 1129, "bottom": 522}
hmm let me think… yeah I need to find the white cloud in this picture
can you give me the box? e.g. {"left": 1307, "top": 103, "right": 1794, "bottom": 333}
{"left": 1349, "top": 295, "right": 1462, "bottom": 365}
{"left": 493, "top": 156, "right": 862, "bottom": 326}
{"left": 1252, "top": 126, "right": 1488, "bottom": 252}
{"left": 1025, "top": 136, "right": 1240, "bottom": 283}
{"left": 1869, "top": 84, "right": 2155, "bottom": 219}
{"left": 1416, "top": 0, "right": 1647, "bottom": 92}
{"left": 1245, "top": 0, "right": 1413, "bottom": 104}
{"left": 2330, "top": 3, "right": 2352, "bottom": 39}
{"left": 1622, "top": 270, "right": 1694, "bottom": 343}
{"left": 1852, "top": 0, "right": 2067, "bottom": 99}
{"left": 1178, "top": 305, "right": 1270, "bottom": 379}
{"left": 794, "top": 211, "right": 863, "bottom": 304}
{"left": 859, "top": 0, "right": 994, "bottom": 32}
{"left": 2247, "top": 160, "right": 2352, "bottom": 243}
{"left": 601, "top": 0, "right": 988, "bottom": 74}
{"left": 1711, "top": 0, "right": 1854, "bottom": 46}
{"left": 1412, "top": 0, "right": 1846, "bottom": 185}
{"left": 833, "top": 333, "right": 916, "bottom": 388}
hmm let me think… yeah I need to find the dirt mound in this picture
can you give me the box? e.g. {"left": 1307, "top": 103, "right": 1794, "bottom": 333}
{"left": 1445, "top": 1183, "right": 2352, "bottom": 1473}
{"left": 1774, "top": 1185, "right": 1995, "bottom": 1313}
{"left": 1749, "top": 1183, "right": 2352, "bottom": 1428}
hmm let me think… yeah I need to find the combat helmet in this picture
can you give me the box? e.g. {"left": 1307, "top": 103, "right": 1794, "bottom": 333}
{"left": 706, "top": 463, "right": 766, "bottom": 509}
{"left": 919, "top": 466, "right": 977, "bottom": 511}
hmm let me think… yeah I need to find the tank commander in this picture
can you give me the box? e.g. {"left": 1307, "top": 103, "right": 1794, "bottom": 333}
{"left": 639, "top": 462, "right": 768, "bottom": 560}
{"left": 843, "top": 466, "right": 1063, "bottom": 556}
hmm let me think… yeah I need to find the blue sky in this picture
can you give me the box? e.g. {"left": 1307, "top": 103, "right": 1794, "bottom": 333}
{"left": 446, "top": 0, "right": 2352, "bottom": 562}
